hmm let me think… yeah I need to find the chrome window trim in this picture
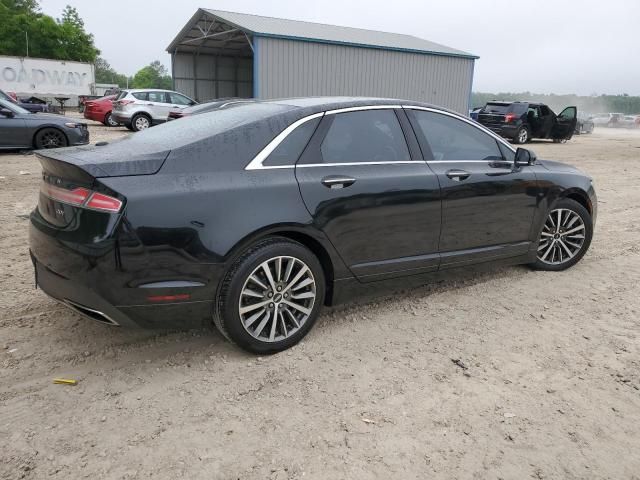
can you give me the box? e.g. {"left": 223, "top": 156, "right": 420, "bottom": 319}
{"left": 324, "top": 105, "right": 402, "bottom": 115}
{"left": 245, "top": 104, "right": 517, "bottom": 171}
{"left": 402, "top": 105, "right": 518, "bottom": 156}
{"left": 246, "top": 105, "right": 404, "bottom": 171}
{"left": 297, "top": 161, "right": 426, "bottom": 168}
{"left": 245, "top": 112, "right": 325, "bottom": 171}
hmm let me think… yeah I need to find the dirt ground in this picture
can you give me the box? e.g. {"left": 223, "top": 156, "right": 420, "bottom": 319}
{"left": 1, "top": 118, "right": 639, "bottom": 480}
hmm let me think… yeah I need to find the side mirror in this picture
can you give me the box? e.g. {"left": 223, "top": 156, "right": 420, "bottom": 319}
{"left": 514, "top": 147, "right": 536, "bottom": 167}
{"left": 0, "top": 108, "right": 14, "bottom": 118}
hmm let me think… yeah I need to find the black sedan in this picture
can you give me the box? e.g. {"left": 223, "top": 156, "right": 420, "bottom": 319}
{"left": 0, "top": 98, "right": 89, "bottom": 150}
{"left": 29, "top": 97, "right": 596, "bottom": 353}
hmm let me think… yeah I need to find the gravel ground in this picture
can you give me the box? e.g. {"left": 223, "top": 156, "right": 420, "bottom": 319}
{"left": 1, "top": 119, "right": 639, "bottom": 480}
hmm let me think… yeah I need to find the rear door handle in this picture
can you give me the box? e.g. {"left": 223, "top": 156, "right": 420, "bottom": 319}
{"left": 445, "top": 169, "right": 471, "bottom": 181}
{"left": 321, "top": 175, "right": 356, "bottom": 189}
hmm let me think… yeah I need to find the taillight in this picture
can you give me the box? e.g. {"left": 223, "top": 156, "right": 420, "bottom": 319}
{"left": 86, "top": 192, "right": 123, "bottom": 213}
{"left": 118, "top": 99, "right": 135, "bottom": 106}
{"left": 505, "top": 113, "right": 517, "bottom": 123}
{"left": 41, "top": 184, "right": 90, "bottom": 206}
{"left": 41, "top": 183, "right": 123, "bottom": 213}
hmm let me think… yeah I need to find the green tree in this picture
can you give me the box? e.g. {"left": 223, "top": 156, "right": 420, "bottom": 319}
{"left": 94, "top": 56, "right": 130, "bottom": 87}
{"left": 0, "top": 1, "right": 99, "bottom": 62}
{"left": 132, "top": 61, "right": 172, "bottom": 89}
{"left": 56, "top": 5, "right": 99, "bottom": 62}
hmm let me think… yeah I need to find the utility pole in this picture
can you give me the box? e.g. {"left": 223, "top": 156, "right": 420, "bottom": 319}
{"left": 25, "top": 31, "right": 29, "bottom": 57}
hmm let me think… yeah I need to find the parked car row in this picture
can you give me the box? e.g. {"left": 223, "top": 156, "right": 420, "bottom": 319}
{"left": 83, "top": 89, "right": 259, "bottom": 131}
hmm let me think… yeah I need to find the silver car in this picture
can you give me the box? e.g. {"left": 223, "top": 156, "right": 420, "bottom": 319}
{"left": 112, "top": 89, "right": 197, "bottom": 131}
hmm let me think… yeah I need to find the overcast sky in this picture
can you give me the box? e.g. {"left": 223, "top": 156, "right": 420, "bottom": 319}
{"left": 40, "top": 0, "right": 639, "bottom": 95}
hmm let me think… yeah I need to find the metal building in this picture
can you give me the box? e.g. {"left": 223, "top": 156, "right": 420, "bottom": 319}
{"left": 167, "top": 9, "right": 478, "bottom": 113}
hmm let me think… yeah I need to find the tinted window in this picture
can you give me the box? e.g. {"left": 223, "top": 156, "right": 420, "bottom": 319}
{"left": 132, "top": 92, "right": 148, "bottom": 101}
{"left": 264, "top": 117, "right": 321, "bottom": 167}
{"left": 116, "top": 91, "right": 128, "bottom": 100}
{"left": 540, "top": 105, "right": 552, "bottom": 116}
{"left": 169, "top": 93, "right": 192, "bottom": 105}
{"left": 511, "top": 103, "right": 528, "bottom": 115}
{"left": 483, "top": 103, "right": 511, "bottom": 114}
{"left": 320, "top": 110, "right": 410, "bottom": 163}
{"left": 147, "top": 91, "right": 167, "bottom": 103}
{"left": 411, "top": 110, "right": 503, "bottom": 161}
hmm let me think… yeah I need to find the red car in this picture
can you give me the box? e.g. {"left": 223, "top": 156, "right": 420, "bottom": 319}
{"left": 83, "top": 95, "right": 118, "bottom": 127}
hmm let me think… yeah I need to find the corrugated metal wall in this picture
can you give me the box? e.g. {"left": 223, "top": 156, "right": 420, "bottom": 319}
{"left": 255, "top": 37, "right": 474, "bottom": 113}
{"left": 173, "top": 53, "right": 252, "bottom": 102}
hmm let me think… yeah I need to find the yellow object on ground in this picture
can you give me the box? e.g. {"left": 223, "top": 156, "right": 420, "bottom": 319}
{"left": 53, "top": 378, "right": 77, "bottom": 385}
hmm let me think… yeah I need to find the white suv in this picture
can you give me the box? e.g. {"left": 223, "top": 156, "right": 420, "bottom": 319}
{"left": 112, "top": 89, "right": 197, "bottom": 131}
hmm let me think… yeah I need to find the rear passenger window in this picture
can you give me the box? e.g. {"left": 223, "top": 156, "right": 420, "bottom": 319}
{"left": 132, "top": 92, "right": 148, "bottom": 101}
{"left": 411, "top": 110, "right": 503, "bottom": 161}
{"left": 264, "top": 117, "right": 321, "bottom": 167}
{"left": 147, "top": 92, "right": 167, "bottom": 103}
{"left": 320, "top": 110, "right": 410, "bottom": 163}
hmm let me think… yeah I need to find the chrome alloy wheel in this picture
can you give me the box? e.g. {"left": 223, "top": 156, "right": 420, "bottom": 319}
{"left": 134, "top": 116, "right": 150, "bottom": 130}
{"left": 537, "top": 208, "right": 586, "bottom": 265}
{"left": 518, "top": 128, "right": 528, "bottom": 143}
{"left": 238, "top": 256, "right": 317, "bottom": 343}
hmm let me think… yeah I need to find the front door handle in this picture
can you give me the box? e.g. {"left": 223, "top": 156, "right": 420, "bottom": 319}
{"left": 445, "top": 169, "right": 471, "bottom": 181}
{"left": 321, "top": 175, "right": 356, "bottom": 189}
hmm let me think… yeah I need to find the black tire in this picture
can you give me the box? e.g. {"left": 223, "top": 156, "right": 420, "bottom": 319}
{"left": 131, "top": 113, "right": 151, "bottom": 132}
{"left": 215, "top": 237, "right": 326, "bottom": 354}
{"left": 530, "top": 198, "right": 593, "bottom": 272}
{"left": 513, "top": 126, "right": 529, "bottom": 144}
{"left": 124, "top": 123, "right": 134, "bottom": 131}
{"left": 34, "top": 128, "right": 68, "bottom": 149}
{"left": 104, "top": 112, "right": 118, "bottom": 127}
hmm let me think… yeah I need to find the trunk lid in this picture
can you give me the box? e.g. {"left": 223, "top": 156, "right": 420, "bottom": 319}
{"left": 36, "top": 144, "right": 170, "bottom": 178}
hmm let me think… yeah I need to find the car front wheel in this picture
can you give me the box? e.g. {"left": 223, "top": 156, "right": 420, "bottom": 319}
{"left": 531, "top": 198, "right": 593, "bottom": 271}
{"left": 215, "top": 238, "right": 326, "bottom": 354}
{"left": 34, "top": 128, "right": 68, "bottom": 149}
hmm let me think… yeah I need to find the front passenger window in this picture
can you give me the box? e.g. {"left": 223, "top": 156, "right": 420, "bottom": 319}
{"left": 411, "top": 110, "right": 503, "bottom": 161}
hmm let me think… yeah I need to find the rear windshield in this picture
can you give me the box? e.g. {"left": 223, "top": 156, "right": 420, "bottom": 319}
{"left": 483, "top": 103, "right": 511, "bottom": 114}
{"left": 116, "top": 91, "right": 128, "bottom": 100}
{"left": 483, "top": 103, "right": 528, "bottom": 115}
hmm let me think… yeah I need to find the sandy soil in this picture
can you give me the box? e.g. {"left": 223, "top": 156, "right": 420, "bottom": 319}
{"left": 1, "top": 120, "right": 639, "bottom": 480}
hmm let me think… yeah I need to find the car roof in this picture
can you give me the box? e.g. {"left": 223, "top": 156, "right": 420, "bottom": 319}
{"left": 124, "top": 89, "right": 179, "bottom": 93}
{"left": 258, "top": 96, "right": 444, "bottom": 114}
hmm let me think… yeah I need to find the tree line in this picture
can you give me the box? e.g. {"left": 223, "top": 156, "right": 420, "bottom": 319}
{"left": 472, "top": 92, "right": 640, "bottom": 115}
{"left": 0, "top": 0, "right": 172, "bottom": 89}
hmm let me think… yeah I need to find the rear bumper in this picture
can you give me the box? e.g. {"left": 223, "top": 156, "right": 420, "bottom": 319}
{"left": 479, "top": 123, "right": 519, "bottom": 139}
{"left": 32, "top": 253, "right": 213, "bottom": 329}
{"left": 83, "top": 109, "right": 107, "bottom": 123}
{"left": 112, "top": 111, "right": 132, "bottom": 124}
{"left": 29, "top": 212, "right": 216, "bottom": 330}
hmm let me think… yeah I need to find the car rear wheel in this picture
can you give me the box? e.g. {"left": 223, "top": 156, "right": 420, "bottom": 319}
{"left": 131, "top": 113, "right": 151, "bottom": 132}
{"left": 531, "top": 198, "right": 593, "bottom": 271}
{"left": 514, "top": 127, "right": 529, "bottom": 144}
{"left": 104, "top": 112, "right": 118, "bottom": 127}
{"left": 215, "top": 237, "right": 326, "bottom": 354}
{"left": 34, "top": 128, "right": 68, "bottom": 149}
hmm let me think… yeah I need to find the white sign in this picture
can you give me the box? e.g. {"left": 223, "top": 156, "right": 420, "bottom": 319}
{"left": 0, "top": 56, "right": 94, "bottom": 96}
